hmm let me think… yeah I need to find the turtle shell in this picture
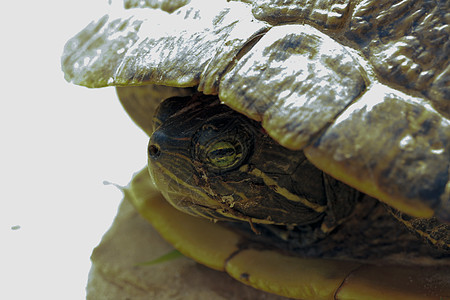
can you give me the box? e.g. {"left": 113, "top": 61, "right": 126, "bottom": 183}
{"left": 62, "top": 0, "right": 450, "bottom": 221}
{"left": 61, "top": 0, "right": 450, "bottom": 298}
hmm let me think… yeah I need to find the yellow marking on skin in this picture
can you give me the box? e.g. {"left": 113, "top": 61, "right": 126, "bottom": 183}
{"left": 235, "top": 192, "right": 251, "bottom": 204}
{"left": 220, "top": 182, "right": 292, "bottom": 219}
{"left": 240, "top": 165, "right": 327, "bottom": 213}
{"left": 391, "top": 213, "right": 447, "bottom": 248}
{"left": 170, "top": 137, "right": 192, "bottom": 141}
{"left": 190, "top": 206, "right": 216, "bottom": 220}
{"left": 218, "top": 181, "right": 252, "bottom": 206}
{"left": 215, "top": 208, "right": 279, "bottom": 225}
{"left": 155, "top": 163, "right": 304, "bottom": 226}
{"left": 159, "top": 151, "right": 192, "bottom": 164}
{"left": 155, "top": 162, "right": 275, "bottom": 226}
{"left": 154, "top": 162, "right": 220, "bottom": 209}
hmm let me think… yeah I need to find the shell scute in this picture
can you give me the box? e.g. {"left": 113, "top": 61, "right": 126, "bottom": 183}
{"left": 347, "top": 0, "right": 449, "bottom": 117}
{"left": 220, "top": 24, "right": 367, "bottom": 150}
{"left": 305, "top": 86, "right": 450, "bottom": 219}
{"left": 251, "top": 0, "right": 352, "bottom": 29}
{"left": 62, "top": 1, "right": 270, "bottom": 91}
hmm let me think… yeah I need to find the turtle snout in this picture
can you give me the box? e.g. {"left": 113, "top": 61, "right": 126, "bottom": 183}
{"left": 148, "top": 129, "right": 190, "bottom": 161}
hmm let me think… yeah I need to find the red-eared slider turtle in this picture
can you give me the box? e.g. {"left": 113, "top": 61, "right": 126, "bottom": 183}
{"left": 62, "top": 0, "right": 450, "bottom": 299}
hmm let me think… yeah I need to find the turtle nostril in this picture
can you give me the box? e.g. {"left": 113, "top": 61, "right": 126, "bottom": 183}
{"left": 148, "top": 144, "right": 161, "bottom": 159}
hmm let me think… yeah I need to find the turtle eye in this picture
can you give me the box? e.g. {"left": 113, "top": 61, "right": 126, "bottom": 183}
{"left": 192, "top": 118, "right": 253, "bottom": 173}
{"left": 206, "top": 140, "right": 244, "bottom": 169}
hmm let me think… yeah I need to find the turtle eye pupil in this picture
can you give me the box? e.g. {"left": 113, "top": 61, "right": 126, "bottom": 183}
{"left": 207, "top": 141, "right": 241, "bottom": 168}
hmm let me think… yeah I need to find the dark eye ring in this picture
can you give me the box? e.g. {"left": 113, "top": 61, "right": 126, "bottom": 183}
{"left": 192, "top": 120, "right": 253, "bottom": 173}
{"left": 205, "top": 139, "right": 244, "bottom": 169}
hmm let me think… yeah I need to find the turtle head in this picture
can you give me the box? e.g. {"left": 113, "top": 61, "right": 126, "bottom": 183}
{"left": 148, "top": 94, "right": 330, "bottom": 226}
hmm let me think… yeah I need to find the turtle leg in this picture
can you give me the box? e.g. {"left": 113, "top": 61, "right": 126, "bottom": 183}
{"left": 320, "top": 173, "right": 362, "bottom": 233}
{"left": 386, "top": 206, "right": 450, "bottom": 254}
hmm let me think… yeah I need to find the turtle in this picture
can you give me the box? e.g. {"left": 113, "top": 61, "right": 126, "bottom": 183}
{"left": 62, "top": 0, "right": 450, "bottom": 299}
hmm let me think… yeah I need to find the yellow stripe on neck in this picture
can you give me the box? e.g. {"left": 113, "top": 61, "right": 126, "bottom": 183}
{"left": 240, "top": 165, "right": 327, "bottom": 213}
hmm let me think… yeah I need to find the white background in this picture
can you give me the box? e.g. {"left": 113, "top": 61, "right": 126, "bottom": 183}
{"left": 1, "top": 1, "right": 149, "bottom": 299}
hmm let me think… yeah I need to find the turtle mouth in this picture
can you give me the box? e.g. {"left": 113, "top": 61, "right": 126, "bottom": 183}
{"left": 160, "top": 189, "right": 285, "bottom": 227}
{"left": 148, "top": 159, "right": 281, "bottom": 224}
{"left": 148, "top": 160, "right": 228, "bottom": 220}
{"left": 161, "top": 190, "right": 234, "bottom": 221}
